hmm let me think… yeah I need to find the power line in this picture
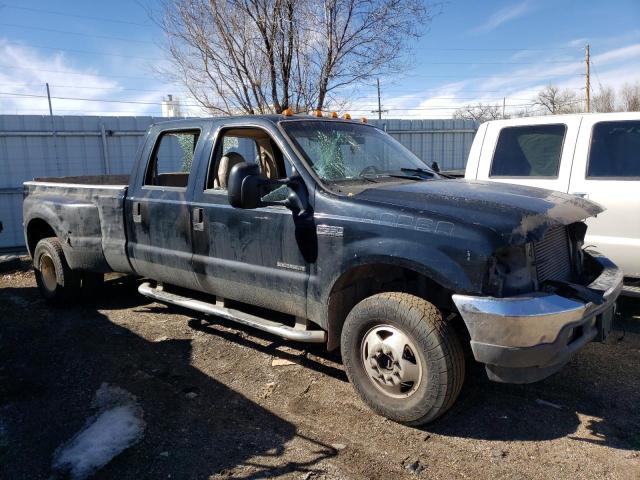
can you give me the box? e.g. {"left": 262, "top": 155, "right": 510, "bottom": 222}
{"left": 1, "top": 5, "right": 150, "bottom": 26}
{"left": 0, "top": 64, "right": 157, "bottom": 81}
{"left": 2, "top": 41, "right": 163, "bottom": 61}
{"left": 416, "top": 46, "right": 582, "bottom": 52}
{"left": 0, "top": 90, "right": 566, "bottom": 111}
{"left": 0, "top": 91, "right": 184, "bottom": 106}
{"left": 0, "top": 23, "right": 155, "bottom": 44}
{"left": 0, "top": 83, "right": 178, "bottom": 94}
{"left": 1, "top": 40, "right": 582, "bottom": 65}
{"left": 404, "top": 72, "right": 583, "bottom": 79}
{"left": 412, "top": 60, "right": 579, "bottom": 65}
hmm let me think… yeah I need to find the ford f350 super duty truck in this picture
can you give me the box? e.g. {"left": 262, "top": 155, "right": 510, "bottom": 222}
{"left": 23, "top": 115, "right": 622, "bottom": 425}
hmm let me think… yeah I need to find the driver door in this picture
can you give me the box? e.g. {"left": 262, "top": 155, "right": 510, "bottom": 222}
{"left": 190, "top": 125, "right": 312, "bottom": 318}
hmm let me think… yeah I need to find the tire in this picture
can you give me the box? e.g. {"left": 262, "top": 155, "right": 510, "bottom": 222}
{"left": 341, "top": 292, "right": 465, "bottom": 426}
{"left": 33, "top": 237, "right": 80, "bottom": 305}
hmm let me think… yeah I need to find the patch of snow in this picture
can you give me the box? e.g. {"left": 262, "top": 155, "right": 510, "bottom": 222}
{"left": 52, "top": 383, "right": 145, "bottom": 479}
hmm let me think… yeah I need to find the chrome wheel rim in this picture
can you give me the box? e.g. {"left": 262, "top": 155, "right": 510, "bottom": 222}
{"left": 40, "top": 254, "right": 57, "bottom": 292}
{"left": 361, "top": 324, "right": 423, "bottom": 398}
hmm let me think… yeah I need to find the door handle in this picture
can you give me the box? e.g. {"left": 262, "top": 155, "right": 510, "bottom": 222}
{"left": 193, "top": 207, "right": 204, "bottom": 231}
{"left": 572, "top": 192, "right": 589, "bottom": 199}
{"left": 132, "top": 201, "right": 142, "bottom": 223}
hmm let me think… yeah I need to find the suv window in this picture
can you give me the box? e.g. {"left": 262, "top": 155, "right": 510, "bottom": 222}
{"left": 490, "top": 124, "right": 566, "bottom": 178}
{"left": 587, "top": 120, "right": 640, "bottom": 178}
{"left": 145, "top": 130, "right": 200, "bottom": 188}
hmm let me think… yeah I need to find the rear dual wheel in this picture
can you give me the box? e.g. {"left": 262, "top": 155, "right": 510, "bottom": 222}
{"left": 33, "top": 237, "right": 103, "bottom": 305}
{"left": 341, "top": 292, "right": 465, "bottom": 425}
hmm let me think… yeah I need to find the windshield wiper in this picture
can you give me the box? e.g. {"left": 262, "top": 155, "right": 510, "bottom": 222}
{"left": 357, "top": 174, "right": 380, "bottom": 183}
{"left": 400, "top": 167, "right": 436, "bottom": 178}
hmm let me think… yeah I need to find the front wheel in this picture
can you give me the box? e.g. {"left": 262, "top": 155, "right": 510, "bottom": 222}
{"left": 341, "top": 292, "right": 465, "bottom": 425}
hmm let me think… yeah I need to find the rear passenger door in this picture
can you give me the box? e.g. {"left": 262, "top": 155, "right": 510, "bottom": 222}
{"left": 475, "top": 118, "right": 579, "bottom": 193}
{"left": 569, "top": 115, "right": 640, "bottom": 277}
{"left": 126, "top": 126, "right": 205, "bottom": 289}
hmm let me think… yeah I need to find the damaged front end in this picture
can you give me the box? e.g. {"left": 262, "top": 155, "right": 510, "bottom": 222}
{"left": 453, "top": 221, "right": 623, "bottom": 384}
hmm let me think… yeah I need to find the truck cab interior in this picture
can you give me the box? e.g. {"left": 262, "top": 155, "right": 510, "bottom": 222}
{"left": 208, "top": 128, "right": 288, "bottom": 189}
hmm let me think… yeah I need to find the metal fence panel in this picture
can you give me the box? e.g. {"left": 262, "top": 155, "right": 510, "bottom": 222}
{"left": 369, "top": 119, "right": 478, "bottom": 171}
{"left": 0, "top": 115, "right": 478, "bottom": 250}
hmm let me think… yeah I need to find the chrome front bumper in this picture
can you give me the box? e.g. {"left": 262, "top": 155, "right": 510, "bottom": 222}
{"left": 452, "top": 252, "right": 623, "bottom": 384}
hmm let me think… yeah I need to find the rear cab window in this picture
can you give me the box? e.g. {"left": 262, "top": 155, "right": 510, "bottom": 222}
{"left": 490, "top": 124, "right": 566, "bottom": 178}
{"left": 145, "top": 130, "right": 201, "bottom": 188}
{"left": 587, "top": 120, "right": 640, "bottom": 179}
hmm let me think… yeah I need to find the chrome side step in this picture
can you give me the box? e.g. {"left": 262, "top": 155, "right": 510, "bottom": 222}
{"left": 138, "top": 282, "right": 326, "bottom": 343}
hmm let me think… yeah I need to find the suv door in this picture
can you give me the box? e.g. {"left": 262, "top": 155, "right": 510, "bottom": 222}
{"left": 569, "top": 114, "right": 640, "bottom": 277}
{"left": 126, "top": 126, "right": 205, "bottom": 289}
{"left": 475, "top": 117, "right": 579, "bottom": 193}
{"left": 189, "top": 123, "right": 311, "bottom": 317}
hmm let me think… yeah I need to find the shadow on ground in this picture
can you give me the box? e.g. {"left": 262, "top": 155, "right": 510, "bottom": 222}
{"left": 0, "top": 276, "right": 336, "bottom": 479}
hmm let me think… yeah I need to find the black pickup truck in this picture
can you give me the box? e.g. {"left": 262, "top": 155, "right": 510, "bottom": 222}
{"left": 23, "top": 115, "right": 622, "bottom": 425}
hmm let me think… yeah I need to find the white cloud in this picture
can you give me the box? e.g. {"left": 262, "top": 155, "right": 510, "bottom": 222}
{"left": 472, "top": 1, "right": 532, "bottom": 34}
{"left": 0, "top": 40, "right": 166, "bottom": 116}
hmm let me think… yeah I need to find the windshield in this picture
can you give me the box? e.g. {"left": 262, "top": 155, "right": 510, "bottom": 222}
{"left": 281, "top": 120, "right": 434, "bottom": 183}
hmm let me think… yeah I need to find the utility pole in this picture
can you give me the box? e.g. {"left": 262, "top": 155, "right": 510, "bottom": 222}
{"left": 46, "top": 83, "right": 53, "bottom": 116}
{"left": 585, "top": 44, "right": 591, "bottom": 113}
{"left": 502, "top": 97, "right": 506, "bottom": 119}
{"left": 371, "top": 78, "right": 388, "bottom": 119}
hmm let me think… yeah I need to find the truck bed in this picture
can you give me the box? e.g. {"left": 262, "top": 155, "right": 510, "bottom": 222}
{"left": 23, "top": 176, "right": 132, "bottom": 274}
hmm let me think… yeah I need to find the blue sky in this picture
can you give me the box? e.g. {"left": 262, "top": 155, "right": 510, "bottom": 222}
{"left": 0, "top": 0, "right": 638, "bottom": 118}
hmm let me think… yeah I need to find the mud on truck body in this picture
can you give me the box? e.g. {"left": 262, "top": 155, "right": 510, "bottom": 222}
{"left": 23, "top": 115, "right": 622, "bottom": 425}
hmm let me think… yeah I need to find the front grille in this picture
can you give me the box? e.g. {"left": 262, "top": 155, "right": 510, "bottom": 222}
{"left": 533, "top": 225, "right": 572, "bottom": 284}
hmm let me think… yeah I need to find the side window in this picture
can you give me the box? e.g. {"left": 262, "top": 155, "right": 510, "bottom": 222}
{"left": 490, "top": 124, "right": 566, "bottom": 178}
{"left": 145, "top": 130, "right": 200, "bottom": 188}
{"left": 207, "top": 130, "right": 289, "bottom": 190}
{"left": 587, "top": 120, "right": 640, "bottom": 179}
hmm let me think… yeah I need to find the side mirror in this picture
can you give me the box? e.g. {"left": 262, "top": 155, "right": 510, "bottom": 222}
{"left": 227, "top": 162, "right": 264, "bottom": 209}
{"left": 227, "top": 162, "right": 311, "bottom": 214}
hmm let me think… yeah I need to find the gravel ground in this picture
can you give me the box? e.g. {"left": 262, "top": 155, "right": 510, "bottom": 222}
{"left": 1, "top": 263, "right": 639, "bottom": 479}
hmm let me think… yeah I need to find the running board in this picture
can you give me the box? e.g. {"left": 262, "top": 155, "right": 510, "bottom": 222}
{"left": 138, "top": 282, "right": 326, "bottom": 343}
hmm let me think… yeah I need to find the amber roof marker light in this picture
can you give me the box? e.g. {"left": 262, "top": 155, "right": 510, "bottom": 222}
{"left": 330, "top": 111, "right": 339, "bottom": 118}
{"left": 282, "top": 108, "right": 294, "bottom": 116}
{"left": 313, "top": 109, "right": 323, "bottom": 117}
{"left": 361, "top": 117, "right": 368, "bottom": 124}
{"left": 342, "top": 113, "right": 352, "bottom": 120}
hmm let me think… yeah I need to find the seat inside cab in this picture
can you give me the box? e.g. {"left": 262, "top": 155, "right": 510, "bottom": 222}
{"left": 210, "top": 128, "right": 287, "bottom": 190}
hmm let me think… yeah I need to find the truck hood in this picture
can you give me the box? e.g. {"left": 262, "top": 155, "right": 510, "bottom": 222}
{"left": 353, "top": 179, "right": 603, "bottom": 243}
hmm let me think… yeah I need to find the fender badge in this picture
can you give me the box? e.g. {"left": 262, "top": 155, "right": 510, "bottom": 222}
{"left": 316, "top": 225, "right": 344, "bottom": 237}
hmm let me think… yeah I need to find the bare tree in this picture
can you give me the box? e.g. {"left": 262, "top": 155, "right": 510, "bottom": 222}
{"left": 533, "top": 85, "right": 582, "bottom": 114}
{"left": 620, "top": 82, "right": 640, "bottom": 111}
{"left": 592, "top": 86, "right": 617, "bottom": 113}
{"left": 453, "top": 102, "right": 504, "bottom": 122}
{"left": 158, "top": 0, "right": 434, "bottom": 115}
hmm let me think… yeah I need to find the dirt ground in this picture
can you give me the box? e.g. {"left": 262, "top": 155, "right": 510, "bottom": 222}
{"left": 1, "top": 263, "right": 639, "bottom": 480}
